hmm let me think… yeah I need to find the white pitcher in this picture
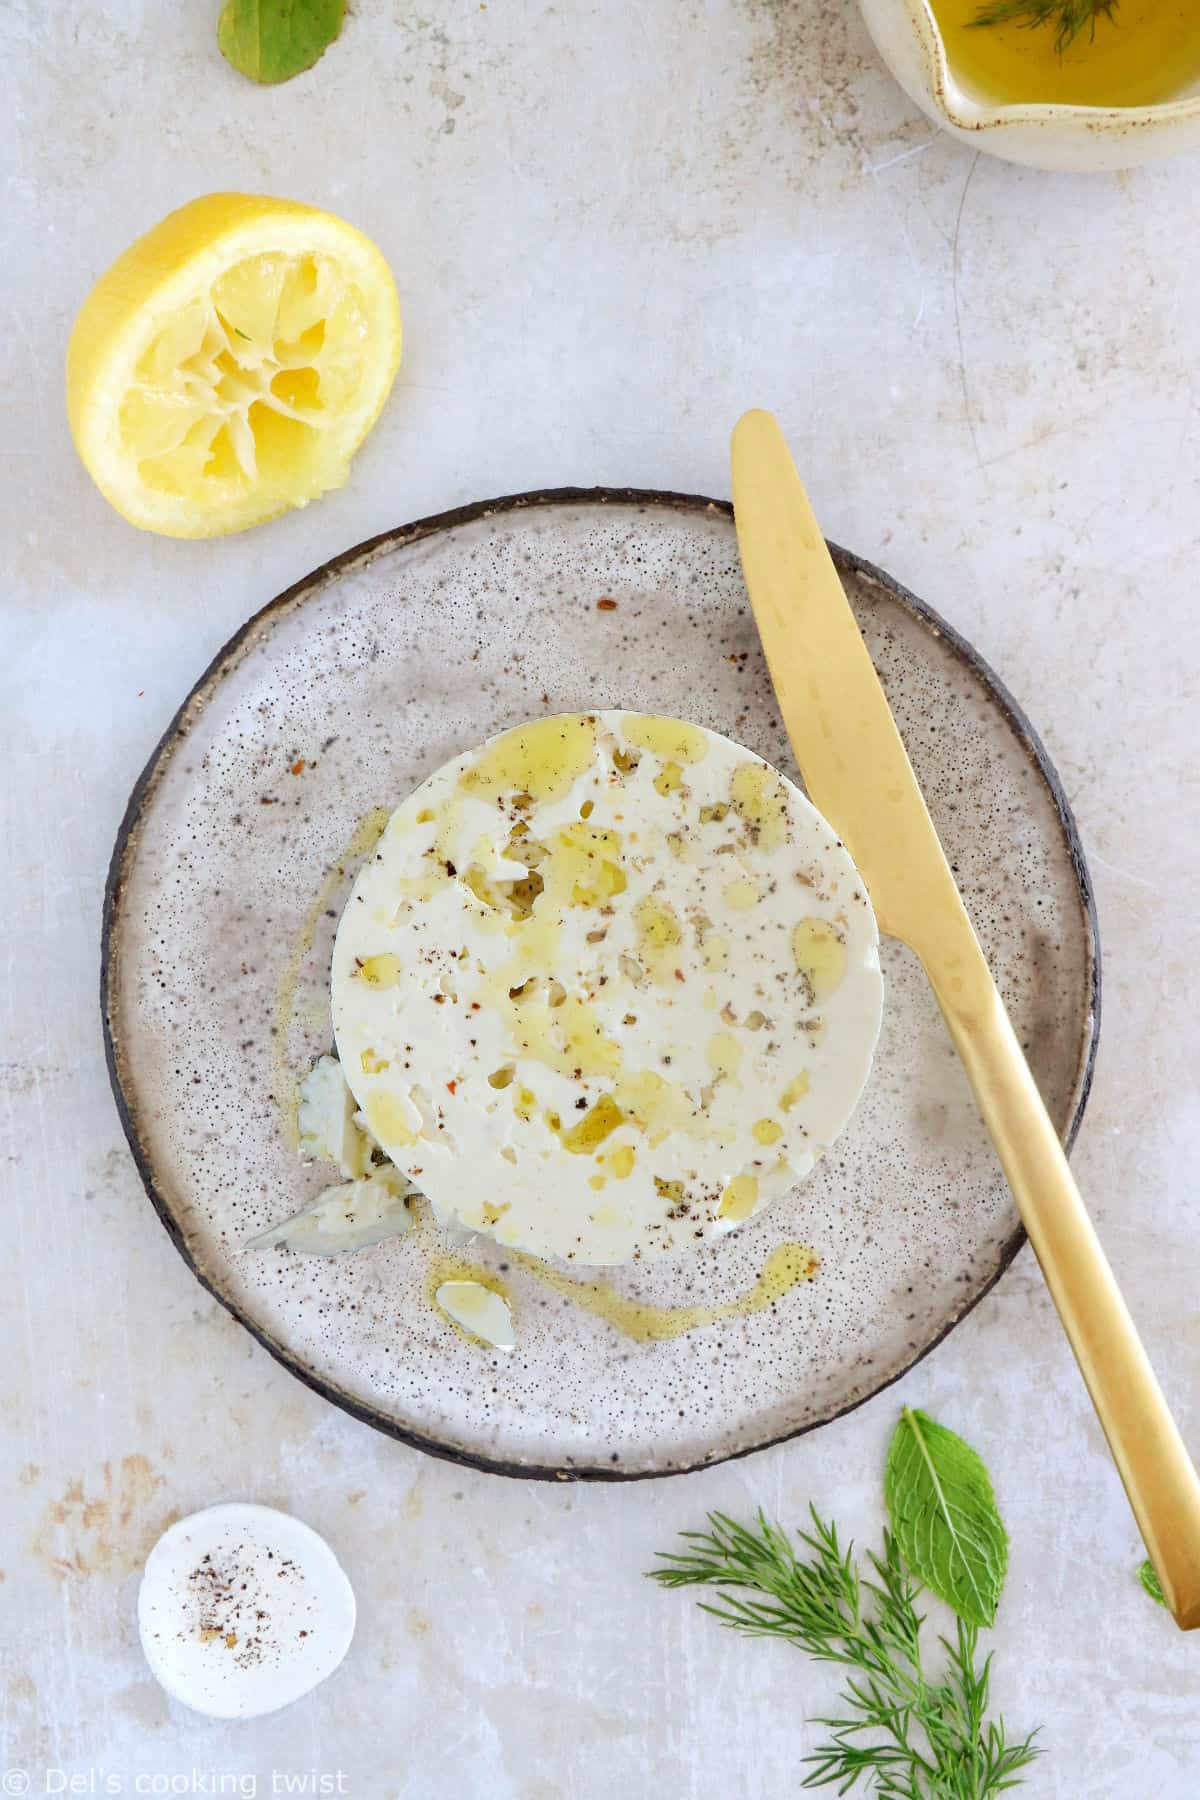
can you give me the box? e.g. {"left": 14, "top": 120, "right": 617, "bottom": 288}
{"left": 857, "top": 0, "right": 1200, "bottom": 170}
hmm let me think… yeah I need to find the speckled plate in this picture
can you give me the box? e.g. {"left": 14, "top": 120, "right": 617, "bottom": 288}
{"left": 103, "top": 491, "right": 1099, "bottom": 1480}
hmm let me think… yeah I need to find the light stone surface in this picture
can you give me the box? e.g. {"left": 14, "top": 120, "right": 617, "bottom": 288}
{"left": 2, "top": 2, "right": 1198, "bottom": 1795}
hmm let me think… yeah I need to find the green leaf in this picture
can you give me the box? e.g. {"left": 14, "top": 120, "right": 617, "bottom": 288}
{"left": 218, "top": 0, "right": 345, "bottom": 86}
{"left": 650, "top": 1507, "right": 1040, "bottom": 1795}
{"left": 884, "top": 1407, "right": 1008, "bottom": 1628}
{"left": 1137, "top": 1558, "right": 1167, "bottom": 1608}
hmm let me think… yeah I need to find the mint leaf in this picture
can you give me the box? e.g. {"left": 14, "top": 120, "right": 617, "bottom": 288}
{"left": 1138, "top": 1558, "right": 1167, "bottom": 1607}
{"left": 884, "top": 1407, "right": 1008, "bottom": 1628}
{"left": 218, "top": 0, "right": 345, "bottom": 85}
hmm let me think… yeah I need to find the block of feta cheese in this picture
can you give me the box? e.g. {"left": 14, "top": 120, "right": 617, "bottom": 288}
{"left": 332, "top": 712, "right": 882, "bottom": 1265}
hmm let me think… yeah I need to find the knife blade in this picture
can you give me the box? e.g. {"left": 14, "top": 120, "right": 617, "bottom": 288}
{"left": 730, "top": 408, "right": 975, "bottom": 962}
{"left": 731, "top": 406, "right": 1200, "bottom": 1630}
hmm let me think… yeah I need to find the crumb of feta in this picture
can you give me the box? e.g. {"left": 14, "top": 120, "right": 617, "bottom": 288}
{"left": 297, "top": 1054, "right": 371, "bottom": 1179}
{"left": 434, "top": 1279, "right": 515, "bottom": 1351}
{"left": 247, "top": 1166, "right": 413, "bottom": 1256}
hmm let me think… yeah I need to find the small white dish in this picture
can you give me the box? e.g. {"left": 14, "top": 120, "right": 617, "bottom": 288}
{"left": 138, "top": 1504, "right": 356, "bottom": 1719}
{"left": 858, "top": 0, "right": 1200, "bottom": 170}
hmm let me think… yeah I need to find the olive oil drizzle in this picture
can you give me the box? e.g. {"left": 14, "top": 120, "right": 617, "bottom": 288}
{"left": 432, "top": 1241, "right": 819, "bottom": 1345}
{"left": 272, "top": 805, "right": 390, "bottom": 1147}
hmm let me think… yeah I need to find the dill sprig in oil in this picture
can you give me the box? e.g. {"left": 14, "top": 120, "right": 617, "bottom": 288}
{"left": 969, "top": 0, "right": 1119, "bottom": 54}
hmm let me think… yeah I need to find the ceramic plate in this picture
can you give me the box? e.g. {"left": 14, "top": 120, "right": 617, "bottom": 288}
{"left": 103, "top": 491, "right": 1099, "bottom": 1479}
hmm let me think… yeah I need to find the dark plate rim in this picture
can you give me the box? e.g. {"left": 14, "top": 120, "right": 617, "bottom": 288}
{"left": 101, "top": 486, "right": 1101, "bottom": 1483}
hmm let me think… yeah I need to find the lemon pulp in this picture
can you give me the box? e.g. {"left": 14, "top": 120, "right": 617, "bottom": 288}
{"left": 67, "top": 194, "right": 402, "bottom": 537}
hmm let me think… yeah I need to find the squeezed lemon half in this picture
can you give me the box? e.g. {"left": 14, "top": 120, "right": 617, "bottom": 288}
{"left": 67, "top": 194, "right": 402, "bottom": 538}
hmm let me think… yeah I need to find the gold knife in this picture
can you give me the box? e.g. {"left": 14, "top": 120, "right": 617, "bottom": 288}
{"left": 731, "top": 407, "right": 1200, "bottom": 1631}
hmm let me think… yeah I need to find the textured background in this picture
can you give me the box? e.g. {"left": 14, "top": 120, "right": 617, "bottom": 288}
{"left": 2, "top": 1, "right": 1198, "bottom": 1794}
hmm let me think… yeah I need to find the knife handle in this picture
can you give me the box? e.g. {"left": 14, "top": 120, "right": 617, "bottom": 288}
{"left": 928, "top": 955, "right": 1200, "bottom": 1630}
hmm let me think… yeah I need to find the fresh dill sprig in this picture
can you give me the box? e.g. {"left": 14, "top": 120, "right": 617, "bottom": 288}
{"left": 968, "top": 0, "right": 1119, "bottom": 56}
{"left": 651, "top": 1506, "right": 1040, "bottom": 1797}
